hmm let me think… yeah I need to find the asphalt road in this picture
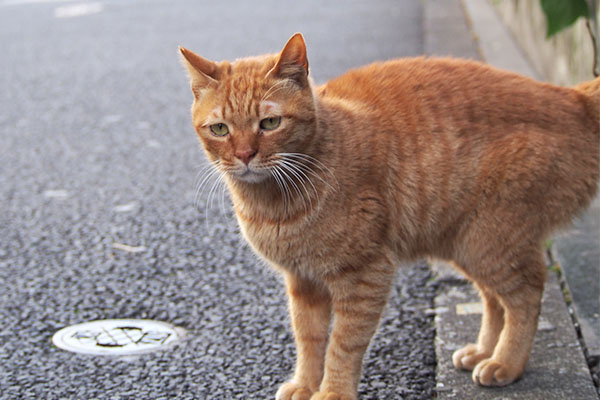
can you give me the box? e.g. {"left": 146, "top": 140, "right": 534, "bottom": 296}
{"left": 0, "top": 1, "right": 438, "bottom": 398}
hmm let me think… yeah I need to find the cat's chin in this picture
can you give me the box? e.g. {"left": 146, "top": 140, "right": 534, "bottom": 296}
{"left": 230, "top": 169, "right": 270, "bottom": 184}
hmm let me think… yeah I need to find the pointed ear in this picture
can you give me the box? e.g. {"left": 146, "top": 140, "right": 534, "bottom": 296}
{"left": 179, "top": 46, "right": 219, "bottom": 98}
{"left": 267, "top": 33, "right": 309, "bottom": 85}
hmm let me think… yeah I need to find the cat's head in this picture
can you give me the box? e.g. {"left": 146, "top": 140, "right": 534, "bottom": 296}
{"left": 180, "top": 33, "right": 317, "bottom": 184}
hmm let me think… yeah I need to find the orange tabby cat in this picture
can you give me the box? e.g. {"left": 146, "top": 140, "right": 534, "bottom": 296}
{"left": 180, "top": 33, "right": 600, "bottom": 399}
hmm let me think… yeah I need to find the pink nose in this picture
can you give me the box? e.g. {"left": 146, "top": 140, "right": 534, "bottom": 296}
{"left": 235, "top": 149, "right": 257, "bottom": 165}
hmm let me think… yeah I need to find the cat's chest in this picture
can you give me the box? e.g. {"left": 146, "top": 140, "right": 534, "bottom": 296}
{"left": 236, "top": 212, "right": 335, "bottom": 273}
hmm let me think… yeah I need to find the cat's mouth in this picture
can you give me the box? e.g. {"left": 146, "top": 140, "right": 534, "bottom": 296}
{"left": 230, "top": 165, "right": 270, "bottom": 183}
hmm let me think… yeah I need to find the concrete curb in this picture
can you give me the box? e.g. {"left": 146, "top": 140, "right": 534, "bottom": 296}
{"left": 434, "top": 273, "right": 596, "bottom": 399}
{"left": 425, "top": 0, "right": 599, "bottom": 398}
{"left": 554, "top": 198, "right": 600, "bottom": 360}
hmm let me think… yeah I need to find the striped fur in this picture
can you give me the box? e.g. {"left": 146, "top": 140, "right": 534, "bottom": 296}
{"left": 180, "top": 33, "right": 600, "bottom": 399}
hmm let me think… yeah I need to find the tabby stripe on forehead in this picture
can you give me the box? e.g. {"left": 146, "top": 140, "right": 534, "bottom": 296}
{"left": 254, "top": 95, "right": 261, "bottom": 117}
{"left": 246, "top": 85, "right": 254, "bottom": 116}
{"left": 248, "top": 81, "right": 259, "bottom": 116}
{"left": 224, "top": 84, "right": 234, "bottom": 119}
{"left": 249, "top": 81, "right": 260, "bottom": 116}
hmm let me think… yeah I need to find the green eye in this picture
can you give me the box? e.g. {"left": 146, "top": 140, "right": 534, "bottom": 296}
{"left": 209, "top": 123, "right": 230, "bottom": 136}
{"left": 260, "top": 116, "right": 281, "bottom": 131}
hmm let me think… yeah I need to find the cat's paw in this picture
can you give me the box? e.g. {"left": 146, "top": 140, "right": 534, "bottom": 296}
{"left": 472, "top": 358, "right": 523, "bottom": 386}
{"left": 310, "top": 391, "right": 355, "bottom": 400}
{"left": 276, "top": 381, "right": 313, "bottom": 400}
{"left": 452, "top": 344, "right": 491, "bottom": 371}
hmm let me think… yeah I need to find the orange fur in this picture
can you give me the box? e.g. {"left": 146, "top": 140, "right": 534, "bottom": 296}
{"left": 180, "top": 33, "right": 600, "bottom": 399}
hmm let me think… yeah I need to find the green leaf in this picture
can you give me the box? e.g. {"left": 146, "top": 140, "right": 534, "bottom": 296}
{"left": 541, "top": 0, "right": 590, "bottom": 38}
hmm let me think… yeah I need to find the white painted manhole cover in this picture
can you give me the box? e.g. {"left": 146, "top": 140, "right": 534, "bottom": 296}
{"left": 52, "top": 319, "right": 186, "bottom": 355}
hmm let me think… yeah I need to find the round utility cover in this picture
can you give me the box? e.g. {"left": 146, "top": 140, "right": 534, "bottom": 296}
{"left": 52, "top": 319, "right": 186, "bottom": 355}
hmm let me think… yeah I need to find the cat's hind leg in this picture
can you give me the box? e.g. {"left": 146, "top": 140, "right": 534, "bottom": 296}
{"left": 276, "top": 273, "right": 332, "bottom": 400}
{"left": 452, "top": 285, "right": 504, "bottom": 371}
{"left": 467, "top": 250, "right": 546, "bottom": 386}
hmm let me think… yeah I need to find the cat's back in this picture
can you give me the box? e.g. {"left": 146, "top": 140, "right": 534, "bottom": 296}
{"left": 319, "top": 57, "right": 592, "bottom": 136}
{"left": 320, "top": 57, "right": 505, "bottom": 106}
{"left": 322, "top": 56, "right": 536, "bottom": 99}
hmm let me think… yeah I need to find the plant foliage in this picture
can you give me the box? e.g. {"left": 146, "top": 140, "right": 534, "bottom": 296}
{"left": 541, "top": 0, "right": 591, "bottom": 37}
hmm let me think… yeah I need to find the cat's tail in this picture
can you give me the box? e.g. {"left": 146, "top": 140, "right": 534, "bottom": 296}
{"left": 575, "top": 77, "right": 600, "bottom": 126}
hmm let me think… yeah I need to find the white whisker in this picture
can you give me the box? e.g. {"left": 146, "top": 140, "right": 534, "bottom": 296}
{"left": 278, "top": 159, "right": 318, "bottom": 206}
{"left": 277, "top": 152, "right": 338, "bottom": 192}
{"left": 192, "top": 159, "right": 231, "bottom": 232}
{"left": 194, "top": 160, "right": 222, "bottom": 211}
{"left": 269, "top": 167, "right": 289, "bottom": 213}
{"left": 286, "top": 162, "right": 319, "bottom": 206}
{"left": 219, "top": 183, "right": 229, "bottom": 217}
{"left": 272, "top": 165, "right": 293, "bottom": 213}
{"left": 205, "top": 170, "right": 225, "bottom": 230}
{"left": 276, "top": 162, "right": 309, "bottom": 214}
{"left": 273, "top": 165, "right": 294, "bottom": 212}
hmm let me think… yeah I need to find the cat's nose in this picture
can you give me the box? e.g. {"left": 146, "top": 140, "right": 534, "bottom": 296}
{"left": 235, "top": 149, "right": 257, "bottom": 165}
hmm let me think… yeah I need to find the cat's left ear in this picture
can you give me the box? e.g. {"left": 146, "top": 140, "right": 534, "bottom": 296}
{"left": 267, "top": 33, "right": 309, "bottom": 86}
{"left": 179, "top": 46, "right": 219, "bottom": 99}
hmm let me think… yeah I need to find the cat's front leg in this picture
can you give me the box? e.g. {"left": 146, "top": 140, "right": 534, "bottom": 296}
{"left": 276, "top": 273, "right": 332, "bottom": 400}
{"left": 312, "top": 264, "right": 395, "bottom": 400}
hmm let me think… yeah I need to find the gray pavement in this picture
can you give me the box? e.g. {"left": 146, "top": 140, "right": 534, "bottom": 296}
{"left": 1, "top": 0, "right": 598, "bottom": 399}
{"left": 435, "top": 273, "right": 596, "bottom": 400}
{"left": 0, "top": 1, "right": 435, "bottom": 399}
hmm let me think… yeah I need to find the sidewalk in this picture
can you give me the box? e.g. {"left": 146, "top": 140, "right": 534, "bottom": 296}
{"left": 424, "top": 0, "right": 599, "bottom": 398}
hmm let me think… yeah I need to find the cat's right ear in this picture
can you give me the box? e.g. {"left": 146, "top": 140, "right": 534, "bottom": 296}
{"left": 179, "top": 46, "right": 219, "bottom": 98}
{"left": 267, "top": 33, "right": 309, "bottom": 86}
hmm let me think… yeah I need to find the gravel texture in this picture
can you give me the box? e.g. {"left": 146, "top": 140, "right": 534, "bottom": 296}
{"left": 0, "top": 0, "right": 437, "bottom": 398}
